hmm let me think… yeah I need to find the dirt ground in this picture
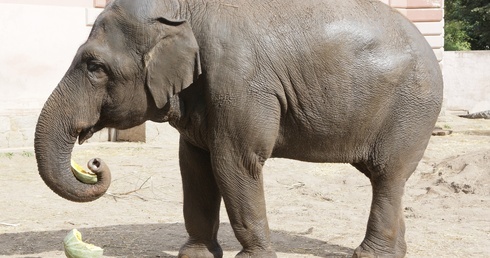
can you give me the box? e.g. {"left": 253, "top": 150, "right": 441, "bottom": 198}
{"left": 1, "top": 115, "right": 489, "bottom": 258}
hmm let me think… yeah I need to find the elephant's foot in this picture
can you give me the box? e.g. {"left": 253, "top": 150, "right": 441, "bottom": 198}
{"left": 178, "top": 242, "right": 223, "bottom": 258}
{"left": 235, "top": 248, "right": 277, "bottom": 258}
{"left": 352, "top": 246, "right": 380, "bottom": 258}
{"left": 352, "top": 242, "right": 406, "bottom": 258}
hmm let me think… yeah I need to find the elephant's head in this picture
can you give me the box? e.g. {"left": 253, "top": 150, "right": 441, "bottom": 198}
{"left": 35, "top": 0, "right": 201, "bottom": 202}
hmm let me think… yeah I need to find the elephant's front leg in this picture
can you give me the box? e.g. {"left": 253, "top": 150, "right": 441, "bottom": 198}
{"left": 211, "top": 148, "right": 277, "bottom": 258}
{"left": 178, "top": 138, "right": 223, "bottom": 258}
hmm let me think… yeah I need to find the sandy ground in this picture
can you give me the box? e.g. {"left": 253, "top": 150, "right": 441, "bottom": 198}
{"left": 1, "top": 115, "right": 489, "bottom": 258}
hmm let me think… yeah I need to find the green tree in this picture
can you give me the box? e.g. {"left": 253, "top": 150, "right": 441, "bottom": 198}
{"left": 444, "top": 20, "right": 471, "bottom": 50}
{"left": 467, "top": 1, "right": 490, "bottom": 50}
{"left": 445, "top": 0, "right": 490, "bottom": 50}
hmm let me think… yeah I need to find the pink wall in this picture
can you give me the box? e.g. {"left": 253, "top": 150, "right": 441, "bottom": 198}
{"left": 382, "top": 0, "right": 445, "bottom": 61}
{"left": 0, "top": 0, "right": 93, "bottom": 7}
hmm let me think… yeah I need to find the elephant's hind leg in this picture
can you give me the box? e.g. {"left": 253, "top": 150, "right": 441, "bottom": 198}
{"left": 351, "top": 97, "right": 436, "bottom": 257}
{"left": 178, "top": 138, "right": 223, "bottom": 258}
{"left": 351, "top": 160, "right": 415, "bottom": 258}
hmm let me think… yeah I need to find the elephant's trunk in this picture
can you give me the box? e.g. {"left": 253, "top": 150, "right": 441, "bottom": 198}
{"left": 34, "top": 86, "right": 111, "bottom": 202}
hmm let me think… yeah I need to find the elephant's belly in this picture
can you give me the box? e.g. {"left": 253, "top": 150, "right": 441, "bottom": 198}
{"left": 271, "top": 130, "right": 369, "bottom": 164}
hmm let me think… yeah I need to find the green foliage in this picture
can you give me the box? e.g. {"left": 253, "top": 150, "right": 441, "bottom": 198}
{"left": 445, "top": 0, "right": 490, "bottom": 50}
{"left": 469, "top": 2, "right": 490, "bottom": 50}
{"left": 445, "top": 20, "right": 471, "bottom": 50}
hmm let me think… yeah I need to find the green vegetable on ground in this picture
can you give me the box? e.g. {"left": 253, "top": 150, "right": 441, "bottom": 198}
{"left": 63, "top": 229, "right": 103, "bottom": 258}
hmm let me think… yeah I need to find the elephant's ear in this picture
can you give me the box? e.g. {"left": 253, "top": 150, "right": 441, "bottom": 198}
{"left": 144, "top": 18, "right": 201, "bottom": 109}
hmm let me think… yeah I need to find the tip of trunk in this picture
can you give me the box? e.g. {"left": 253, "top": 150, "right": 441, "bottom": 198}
{"left": 37, "top": 153, "right": 112, "bottom": 203}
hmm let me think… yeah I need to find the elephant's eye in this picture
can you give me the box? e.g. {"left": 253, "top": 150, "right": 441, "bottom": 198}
{"left": 87, "top": 61, "right": 104, "bottom": 73}
{"left": 87, "top": 60, "right": 107, "bottom": 80}
{"left": 86, "top": 59, "right": 109, "bottom": 86}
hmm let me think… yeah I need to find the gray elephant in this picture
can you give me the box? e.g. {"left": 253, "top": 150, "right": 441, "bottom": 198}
{"left": 34, "top": 0, "right": 443, "bottom": 257}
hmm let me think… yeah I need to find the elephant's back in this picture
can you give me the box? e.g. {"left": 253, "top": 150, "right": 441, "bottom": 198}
{"left": 193, "top": 0, "right": 442, "bottom": 99}
{"left": 199, "top": 0, "right": 435, "bottom": 61}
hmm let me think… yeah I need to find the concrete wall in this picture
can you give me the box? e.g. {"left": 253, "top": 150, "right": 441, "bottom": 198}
{"left": 443, "top": 51, "right": 490, "bottom": 114}
{"left": 0, "top": 1, "right": 103, "bottom": 148}
{"left": 1, "top": 0, "right": 446, "bottom": 148}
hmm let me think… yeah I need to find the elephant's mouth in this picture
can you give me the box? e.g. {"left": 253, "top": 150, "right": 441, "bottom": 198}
{"left": 78, "top": 124, "right": 104, "bottom": 145}
{"left": 78, "top": 127, "right": 95, "bottom": 145}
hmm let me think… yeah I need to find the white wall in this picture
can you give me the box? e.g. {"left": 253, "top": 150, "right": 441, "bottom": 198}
{"left": 0, "top": 3, "right": 102, "bottom": 148}
{"left": 0, "top": 3, "right": 97, "bottom": 112}
{"left": 443, "top": 51, "right": 490, "bottom": 114}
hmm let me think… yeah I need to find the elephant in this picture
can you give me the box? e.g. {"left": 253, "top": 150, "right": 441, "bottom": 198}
{"left": 34, "top": 0, "right": 443, "bottom": 257}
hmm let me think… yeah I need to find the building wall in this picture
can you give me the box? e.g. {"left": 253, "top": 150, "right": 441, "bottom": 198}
{"left": 0, "top": 0, "right": 445, "bottom": 148}
{"left": 381, "top": 0, "right": 445, "bottom": 62}
{"left": 0, "top": 1, "right": 105, "bottom": 148}
{"left": 443, "top": 51, "right": 490, "bottom": 113}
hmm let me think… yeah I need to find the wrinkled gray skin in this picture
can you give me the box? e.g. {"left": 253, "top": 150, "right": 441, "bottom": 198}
{"left": 34, "top": 0, "right": 443, "bottom": 257}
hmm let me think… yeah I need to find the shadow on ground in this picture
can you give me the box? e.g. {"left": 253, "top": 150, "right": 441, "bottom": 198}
{"left": 0, "top": 223, "right": 352, "bottom": 257}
